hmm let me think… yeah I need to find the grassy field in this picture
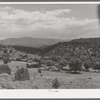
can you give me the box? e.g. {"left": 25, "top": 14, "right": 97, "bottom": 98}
{"left": 34, "top": 70, "right": 100, "bottom": 89}
{"left": 0, "top": 61, "right": 100, "bottom": 89}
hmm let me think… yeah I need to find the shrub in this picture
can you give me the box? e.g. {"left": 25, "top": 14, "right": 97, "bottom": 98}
{"left": 69, "top": 57, "right": 82, "bottom": 73}
{"left": 59, "top": 60, "right": 67, "bottom": 66}
{"left": 92, "top": 62, "right": 100, "bottom": 71}
{"left": 3, "top": 49, "right": 7, "bottom": 53}
{"left": 16, "top": 57, "right": 22, "bottom": 61}
{"left": 34, "top": 57, "right": 41, "bottom": 63}
{"left": 14, "top": 67, "right": 30, "bottom": 81}
{"left": 52, "top": 78, "right": 60, "bottom": 89}
{"left": 45, "top": 60, "right": 54, "bottom": 66}
{"left": 38, "top": 68, "right": 41, "bottom": 73}
{"left": 91, "top": 57, "right": 100, "bottom": 71}
{"left": 63, "top": 54, "right": 71, "bottom": 61}
{"left": 80, "top": 56, "right": 90, "bottom": 62}
{"left": 50, "top": 56, "right": 61, "bottom": 62}
{"left": 84, "top": 61, "right": 90, "bottom": 70}
{"left": 57, "top": 64, "right": 63, "bottom": 71}
{"left": 28, "top": 57, "right": 34, "bottom": 60}
{"left": 56, "top": 60, "right": 67, "bottom": 71}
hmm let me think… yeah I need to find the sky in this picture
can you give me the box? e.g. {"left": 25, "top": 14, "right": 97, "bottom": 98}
{"left": 0, "top": 4, "right": 99, "bottom": 40}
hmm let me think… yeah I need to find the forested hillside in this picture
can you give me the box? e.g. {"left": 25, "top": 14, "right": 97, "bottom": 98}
{"left": 42, "top": 38, "right": 100, "bottom": 63}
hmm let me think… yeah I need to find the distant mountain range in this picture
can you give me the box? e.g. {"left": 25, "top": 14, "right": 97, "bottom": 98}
{"left": 0, "top": 37, "right": 69, "bottom": 48}
{"left": 1, "top": 37, "right": 100, "bottom": 60}
{"left": 9, "top": 37, "right": 100, "bottom": 57}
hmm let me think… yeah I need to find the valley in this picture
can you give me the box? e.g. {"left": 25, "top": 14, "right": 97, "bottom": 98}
{"left": 0, "top": 37, "right": 100, "bottom": 89}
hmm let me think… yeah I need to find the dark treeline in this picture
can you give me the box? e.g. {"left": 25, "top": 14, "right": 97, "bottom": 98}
{"left": 11, "top": 42, "right": 62, "bottom": 55}
{"left": 12, "top": 45, "right": 40, "bottom": 54}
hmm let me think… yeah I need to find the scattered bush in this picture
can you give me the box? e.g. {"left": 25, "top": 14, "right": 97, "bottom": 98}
{"left": 52, "top": 78, "right": 60, "bottom": 89}
{"left": 45, "top": 60, "right": 54, "bottom": 66}
{"left": 92, "top": 62, "right": 100, "bottom": 71}
{"left": 57, "top": 65, "right": 62, "bottom": 71}
{"left": 54, "top": 59, "right": 67, "bottom": 71}
{"left": 16, "top": 57, "right": 22, "bottom": 61}
{"left": 59, "top": 60, "right": 67, "bottom": 66}
{"left": 34, "top": 57, "right": 41, "bottom": 63}
{"left": 63, "top": 54, "right": 71, "bottom": 61}
{"left": 50, "top": 56, "right": 61, "bottom": 62}
{"left": 90, "top": 57, "right": 100, "bottom": 71}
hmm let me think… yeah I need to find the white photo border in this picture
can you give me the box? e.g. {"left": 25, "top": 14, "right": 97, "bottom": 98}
{"left": 0, "top": 2, "right": 99, "bottom": 99}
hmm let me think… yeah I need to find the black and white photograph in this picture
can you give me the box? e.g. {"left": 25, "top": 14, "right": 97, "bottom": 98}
{"left": 0, "top": 3, "right": 99, "bottom": 89}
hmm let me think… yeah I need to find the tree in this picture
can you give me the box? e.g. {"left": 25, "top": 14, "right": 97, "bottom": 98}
{"left": 92, "top": 62, "right": 100, "bottom": 71}
{"left": 83, "top": 61, "right": 90, "bottom": 70}
{"left": 69, "top": 57, "right": 82, "bottom": 73}
{"left": 91, "top": 57, "right": 100, "bottom": 71}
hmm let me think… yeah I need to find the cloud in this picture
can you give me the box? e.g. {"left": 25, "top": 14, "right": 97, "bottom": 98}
{"left": 0, "top": 6, "right": 13, "bottom": 11}
{"left": 46, "top": 9, "right": 71, "bottom": 16}
{"left": 0, "top": 6, "right": 99, "bottom": 39}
